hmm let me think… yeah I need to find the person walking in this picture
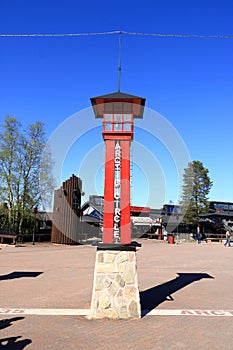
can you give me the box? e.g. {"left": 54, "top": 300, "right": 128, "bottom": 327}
{"left": 224, "top": 230, "right": 231, "bottom": 247}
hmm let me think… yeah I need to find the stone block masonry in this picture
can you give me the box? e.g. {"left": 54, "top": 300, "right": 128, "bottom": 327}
{"left": 89, "top": 248, "right": 141, "bottom": 319}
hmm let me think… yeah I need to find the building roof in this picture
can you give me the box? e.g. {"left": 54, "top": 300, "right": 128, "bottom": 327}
{"left": 90, "top": 91, "right": 146, "bottom": 100}
{"left": 200, "top": 212, "right": 233, "bottom": 219}
{"left": 90, "top": 91, "right": 146, "bottom": 119}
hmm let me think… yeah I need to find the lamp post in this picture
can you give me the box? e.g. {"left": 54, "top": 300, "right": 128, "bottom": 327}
{"left": 32, "top": 206, "right": 38, "bottom": 245}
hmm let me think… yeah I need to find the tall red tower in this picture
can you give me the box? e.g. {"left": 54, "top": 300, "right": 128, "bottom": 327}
{"left": 91, "top": 92, "right": 145, "bottom": 244}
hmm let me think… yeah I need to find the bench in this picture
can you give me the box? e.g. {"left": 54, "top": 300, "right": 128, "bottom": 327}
{"left": 147, "top": 233, "right": 157, "bottom": 239}
{"left": 205, "top": 235, "right": 225, "bottom": 243}
{"left": 147, "top": 233, "right": 163, "bottom": 240}
{"left": 0, "top": 233, "right": 50, "bottom": 244}
{"left": 0, "top": 234, "right": 18, "bottom": 245}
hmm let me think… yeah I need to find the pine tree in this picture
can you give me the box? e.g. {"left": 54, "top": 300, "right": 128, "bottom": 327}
{"left": 180, "top": 160, "right": 213, "bottom": 226}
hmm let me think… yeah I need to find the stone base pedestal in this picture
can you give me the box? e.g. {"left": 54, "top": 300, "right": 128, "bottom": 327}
{"left": 89, "top": 246, "right": 141, "bottom": 319}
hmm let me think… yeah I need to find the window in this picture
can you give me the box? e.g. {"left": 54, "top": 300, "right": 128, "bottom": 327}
{"left": 103, "top": 114, "right": 113, "bottom": 131}
{"left": 123, "top": 114, "right": 132, "bottom": 131}
{"left": 103, "top": 113, "right": 133, "bottom": 132}
{"left": 123, "top": 123, "right": 131, "bottom": 131}
{"left": 105, "top": 114, "right": 112, "bottom": 120}
{"left": 114, "top": 114, "right": 122, "bottom": 131}
{"left": 105, "top": 123, "right": 112, "bottom": 131}
{"left": 124, "top": 114, "right": 131, "bottom": 121}
{"left": 114, "top": 123, "right": 121, "bottom": 131}
{"left": 114, "top": 114, "right": 122, "bottom": 121}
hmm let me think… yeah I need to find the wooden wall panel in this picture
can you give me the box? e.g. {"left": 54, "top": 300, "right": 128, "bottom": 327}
{"left": 51, "top": 174, "right": 82, "bottom": 245}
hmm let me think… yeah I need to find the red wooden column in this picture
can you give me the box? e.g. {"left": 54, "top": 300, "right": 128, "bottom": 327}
{"left": 90, "top": 91, "right": 146, "bottom": 246}
{"left": 120, "top": 140, "right": 131, "bottom": 244}
{"left": 103, "top": 140, "right": 115, "bottom": 243}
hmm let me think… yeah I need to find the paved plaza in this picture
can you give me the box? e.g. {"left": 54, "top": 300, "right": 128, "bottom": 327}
{"left": 0, "top": 239, "right": 233, "bottom": 349}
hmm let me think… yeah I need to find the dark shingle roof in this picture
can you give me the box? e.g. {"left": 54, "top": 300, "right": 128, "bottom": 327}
{"left": 91, "top": 91, "right": 145, "bottom": 100}
{"left": 90, "top": 91, "right": 146, "bottom": 118}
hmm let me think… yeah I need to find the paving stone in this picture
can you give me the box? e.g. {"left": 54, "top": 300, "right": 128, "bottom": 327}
{"left": 0, "top": 240, "right": 233, "bottom": 349}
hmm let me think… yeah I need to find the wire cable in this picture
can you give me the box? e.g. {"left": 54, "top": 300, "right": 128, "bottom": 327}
{"left": 0, "top": 30, "right": 233, "bottom": 39}
{"left": 121, "top": 31, "right": 233, "bottom": 39}
{"left": 0, "top": 31, "right": 119, "bottom": 37}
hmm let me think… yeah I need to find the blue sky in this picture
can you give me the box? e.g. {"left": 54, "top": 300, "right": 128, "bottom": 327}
{"left": 0, "top": 0, "right": 233, "bottom": 208}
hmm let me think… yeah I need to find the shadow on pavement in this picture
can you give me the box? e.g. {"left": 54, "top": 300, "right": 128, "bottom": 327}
{"left": 0, "top": 317, "right": 31, "bottom": 349}
{"left": 140, "top": 272, "right": 214, "bottom": 317}
{"left": 0, "top": 317, "right": 25, "bottom": 330}
{"left": 0, "top": 336, "right": 32, "bottom": 349}
{"left": 0, "top": 271, "right": 43, "bottom": 281}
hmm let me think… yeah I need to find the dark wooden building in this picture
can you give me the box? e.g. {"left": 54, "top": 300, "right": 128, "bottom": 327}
{"left": 51, "top": 174, "right": 82, "bottom": 244}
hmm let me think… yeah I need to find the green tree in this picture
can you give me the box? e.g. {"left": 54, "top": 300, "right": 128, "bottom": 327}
{"left": 180, "top": 160, "right": 213, "bottom": 226}
{"left": 0, "top": 116, "right": 54, "bottom": 233}
{"left": 0, "top": 202, "right": 8, "bottom": 228}
{"left": 0, "top": 116, "right": 21, "bottom": 228}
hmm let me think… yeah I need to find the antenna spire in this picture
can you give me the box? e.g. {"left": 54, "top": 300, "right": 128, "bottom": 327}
{"left": 117, "top": 32, "right": 122, "bottom": 92}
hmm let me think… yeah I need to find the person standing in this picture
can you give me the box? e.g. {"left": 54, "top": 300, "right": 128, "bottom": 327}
{"left": 224, "top": 230, "right": 231, "bottom": 247}
{"left": 197, "top": 225, "right": 201, "bottom": 244}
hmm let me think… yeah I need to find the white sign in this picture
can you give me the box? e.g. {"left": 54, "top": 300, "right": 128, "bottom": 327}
{"left": 114, "top": 141, "right": 121, "bottom": 242}
{"left": 131, "top": 216, "right": 152, "bottom": 224}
